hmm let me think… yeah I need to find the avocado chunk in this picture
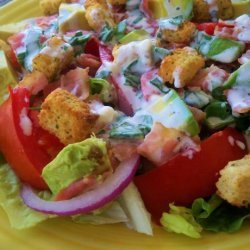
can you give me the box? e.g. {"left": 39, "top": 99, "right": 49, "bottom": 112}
{"left": 146, "top": 89, "right": 200, "bottom": 136}
{"left": 0, "top": 50, "right": 17, "bottom": 103}
{"left": 223, "top": 60, "right": 250, "bottom": 89}
{"left": 198, "top": 34, "right": 245, "bottom": 63}
{"left": 119, "top": 29, "right": 150, "bottom": 44}
{"left": 58, "top": 3, "right": 91, "bottom": 33}
{"left": 42, "top": 137, "right": 112, "bottom": 195}
{"left": 148, "top": 0, "right": 193, "bottom": 19}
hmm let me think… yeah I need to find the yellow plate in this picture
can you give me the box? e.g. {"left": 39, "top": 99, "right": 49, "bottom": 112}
{"left": 1, "top": 1, "right": 250, "bottom": 249}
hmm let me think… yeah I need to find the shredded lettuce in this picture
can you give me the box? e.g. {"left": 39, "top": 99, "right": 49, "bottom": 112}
{"left": 0, "top": 157, "right": 48, "bottom": 229}
{"left": 160, "top": 204, "right": 202, "bottom": 239}
{"left": 192, "top": 195, "right": 250, "bottom": 233}
{"left": 72, "top": 201, "right": 128, "bottom": 225}
{"left": 118, "top": 182, "right": 153, "bottom": 236}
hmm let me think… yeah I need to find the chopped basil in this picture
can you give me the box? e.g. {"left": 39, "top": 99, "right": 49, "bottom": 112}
{"left": 109, "top": 114, "right": 153, "bottom": 139}
{"left": 68, "top": 32, "right": 91, "bottom": 46}
{"left": 183, "top": 90, "right": 211, "bottom": 109}
{"left": 99, "top": 21, "right": 126, "bottom": 43}
{"left": 204, "top": 101, "right": 235, "bottom": 129}
{"left": 90, "top": 78, "right": 115, "bottom": 103}
{"left": 150, "top": 76, "right": 169, "bottom": 94}
{"left": 152, "top": 46, "right": 171, "bottom": 62}
{"left": 168, "top": 15, "right": 185, "bottom": 26}
{"left": 123, "top": 60, "right": 141, "bottom": 88}
{"left": 95, "top": 70, "right": 111, "bottom": 79}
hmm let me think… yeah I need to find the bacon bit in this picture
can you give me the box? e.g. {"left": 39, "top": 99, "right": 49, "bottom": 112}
{"left": 110, "top": 141, "right": 138, "bottom": 162}
{"left": 60, "top": 67, "right": 90, "bottom": 100}
{"left": 55, "top": 176, "right": 98, "bottom": 201}
{"left": 238, "top": 50, "right": 250, "bottom": 65}
{"left": 189, "top": 65, "right": 229, "bottom": 92}
{"left": 76, "top": 53, "right": 101, "bottom": 76}
{"left": 189, "top": 106, "right": 206, "bottom": 123}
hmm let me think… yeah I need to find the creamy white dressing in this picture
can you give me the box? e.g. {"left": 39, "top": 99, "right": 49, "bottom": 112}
{"left": 19, "top": 108, "right": 32, "bottom": 136}
{"left": 204, "top": 0, "right": 218, "bottom": 22}
{"left": 106, "top": 39, "right": 154, "bottom": 111}
{"left": 173, "top": 67, "right": 183, "bottom": 88}
{"left": 89, "top": 101, "right": 118, "bottom": 132}
{"left": 235, "top": 14, "right": 250, "bottom": 42}
{"left": 41, "top": 42, "right": 72, "bottom": 60}
{"left": 236, "top": 64, "right": 250, "bottom": 84}
{"left": 158, "top": 19, "right": 178, "bottom": 31}
{"left": 227, "top": 86, "right": 250, "bottom": 113}
{"left": 211, "top": 47, "right": 239, "bottom": 63}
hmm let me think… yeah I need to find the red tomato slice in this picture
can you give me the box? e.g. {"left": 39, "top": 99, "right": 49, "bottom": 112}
{"left": 0, "top": 87, "right": 63, "bottom": 189}
{"left": 134, "top": 128, "right": 247, "bottom": 222}
{"left": 197, "top": 22, "right": 217, "bottom": 35}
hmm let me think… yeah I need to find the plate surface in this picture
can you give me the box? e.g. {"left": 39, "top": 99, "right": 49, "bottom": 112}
{"left": 1, "top": 1, "right": 250, "bottom": 249}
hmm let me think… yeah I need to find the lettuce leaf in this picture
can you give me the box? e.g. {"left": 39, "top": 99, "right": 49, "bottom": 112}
{"left": 0, "top": 158, "right": 48, "bottom": 229}
{"left": 160, "top": 204, "right": 202, "bottom": 239}
{"left": 192, "top": 195, "right": 250, "bottom": 233}
{"left": 72, "top": 201, "right": 128, "bottom": 225}
{"left": 118, "top": 182, "right": 153, "bottom": 236}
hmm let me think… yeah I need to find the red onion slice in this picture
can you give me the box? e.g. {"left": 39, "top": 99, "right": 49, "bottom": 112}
{"left": 21, "top": 154, "right": 140, "bottom": 215}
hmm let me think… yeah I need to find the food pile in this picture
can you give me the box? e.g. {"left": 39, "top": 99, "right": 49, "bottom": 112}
{"left": 0, "top": 0, "right": 249, "bottom": 238}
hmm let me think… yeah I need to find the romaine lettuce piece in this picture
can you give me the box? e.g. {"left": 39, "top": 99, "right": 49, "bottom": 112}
{"left": 72, "top": 201, "right": 128, "bottom": 225}
{"left": 160, "top": 204, "right": 202, "bottom": 239}
{"left": 118, "top": 182, "right": 153, "bottom": 235}
{"left": 0, "top": 159, "right": 48, "bottom": 229}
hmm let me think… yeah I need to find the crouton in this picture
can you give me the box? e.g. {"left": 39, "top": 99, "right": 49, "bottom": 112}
{"left": 85, "top": 3, "right": 115, "bottom": 31}
{"left": 39, "top": 88, "right": 98, "bottom": 145}
{"left": 40, "top": 0, "right": 71, "bottom": 15}
{"left": 32, "top": 37, "right": 73, "bottom": 81}
{"left": 84, "top": 0, "right": 108, "bottom": 9}
{"left": 193, "top": 0, "right": 233, "bottom": 22}
{"left": 160, "top": 21, "right": 197, "bottom": 44}
{"left": 106, "top": 0, "right": 127, "bottom": 5}
{"left": 0, "top": 39, "right": 12, "bottom": 60}
{"left": 216, "top": 154, "right": 250, "bottom": 207}
{"left": 19, "top": 71, "right": 48, "bottom": 95}
{"left": 159, "top": 47, "right": 205, "bottom": 88}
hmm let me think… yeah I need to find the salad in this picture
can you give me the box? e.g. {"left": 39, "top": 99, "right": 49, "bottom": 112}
{"left": 0, "top": 0, "right": 249, "bottom": 239}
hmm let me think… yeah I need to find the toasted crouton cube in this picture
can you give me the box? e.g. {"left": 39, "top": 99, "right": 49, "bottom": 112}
{"left": 19, "top": 71, "right": 48, "bottom": 95}
{"left": 39, "top": 88, "right": 98, "bottom": 145}
{"left": 40, "top": 0, "right": 71, "bottom": 15}
{"left": 84, "top": 0, "right": 108, "bottom": 9}
{"left": 216, "top": 154, "right": 250, "bottom": 207}
{"left": 193, "top": 0, "right": 233, "bottom": 22}
{"left": 160, "top": 21, "right": 196, "bottom": 44}
{"left": 159, "top": 47, "right": 205, "bottom": 88}
{"left": 85, "top": 3, "right": 115, "bottom": 31}
{"left": 32, "top": 37, "right": 73, "bottom": 81}
{"left": 106, "top": 0, "right": 127, "bottom": 5}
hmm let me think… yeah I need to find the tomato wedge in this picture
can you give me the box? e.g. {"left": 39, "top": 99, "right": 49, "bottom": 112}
{"left": 0, "top": 87, "right": 63, "bottom": 189}
{"left": 134, "top": 128, "right": 248, "bottom": 222}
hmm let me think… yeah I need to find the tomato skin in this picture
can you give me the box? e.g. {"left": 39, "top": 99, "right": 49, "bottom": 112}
{"left": 197, "top": 22, "right": 217, "bottom": 35}
{"left": 134, "top": 128, "right": 248, "bottom": 222}
{"left": 0, "top": 87, "right": 63, "bottom": 189}
{"left": 0, "top": 93, "right": 47, "bottom": 189}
